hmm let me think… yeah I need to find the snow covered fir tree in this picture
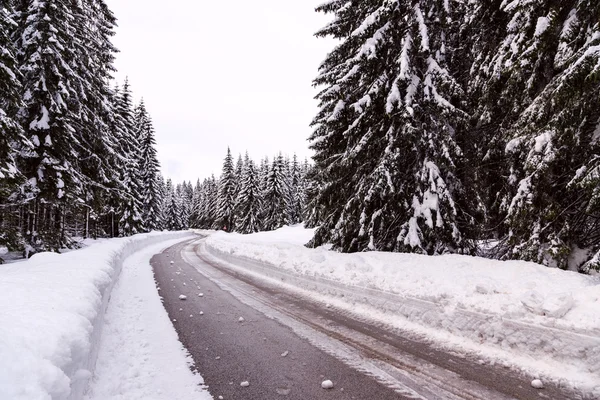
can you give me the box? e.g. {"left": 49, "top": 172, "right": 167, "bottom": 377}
{"left": 188, "top": 149, "right": 312, "bottom": 235}
{"left": 305, "top": 0, "right": 600, "bottom": 272}
{"left": 0, "top": 0, "right": 599, "bottom": 273}
{"left": 0, "top": 0, "right": 164, "bottom": 254}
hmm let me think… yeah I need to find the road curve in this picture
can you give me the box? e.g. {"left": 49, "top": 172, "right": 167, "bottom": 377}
{"left": 151, "top": 238, "right": 586, "bottom": 400}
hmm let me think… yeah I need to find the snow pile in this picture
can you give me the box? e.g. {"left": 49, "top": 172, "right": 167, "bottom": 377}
{"left": 204, "top": 226, "right": 600, "bottom": 388}
{"left": 0, "top": 231, "right": 194, "bottom": 400}
{"left": 321, "top": 380, "right": 334, "bottom": 389}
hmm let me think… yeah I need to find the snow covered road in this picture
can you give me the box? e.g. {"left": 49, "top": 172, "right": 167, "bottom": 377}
{"left": 152, "top": 238, "right": 589, "bottom": 399}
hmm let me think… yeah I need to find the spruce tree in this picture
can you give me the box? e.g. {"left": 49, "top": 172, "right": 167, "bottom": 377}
{"left": 495, "top": 1, "right": 600, "bottom": 269}
{"left": 75, "top": 0, "right": 121, "bottom": 237}
{"left": 288, "top": 154, "right": 304, "bottom": 224}
{"left": 164, "top": 179, "right": 182, "bottom": 231}
{"left": 462, "top": 1, "right": 600, "bottom": 269}
{"left": 135, "top": 100, "right": 161, "bottom": 231}
{"left": 114, "top": 80, "right": 143, "bottom": 236}
{"left": 14, "top": 0, "right": 86, "bottom": 248}
{"left": 0, "top": 3, "right": 30, "bottom": 250}
{"left": 189, "top": 179, "right": 203, "bottom": 229}
{"left": 263, "top": 154, "right": 291, "bottom": 231}
{"left": 235, "top": 154, "right": 263, "bottom": 233}
{"left": 309, "top": 0, "right": 473, "bottom": 254}
{"left": 217, "top": 148, "right": 236, "bottom": 231}
{"left": 0, "top": 4, "right": 27, "bottom": 197}
{"left": 235, "top": 154, "right": 243, "bottom": 197}
{"left": 303, "top": 162, "right": 322, "bottom": 228}
{"left": 205, "top": 175, "right": 219, "bottom": 229}
{"left": 155, "top": 175, "right": 167, "bottom": 230}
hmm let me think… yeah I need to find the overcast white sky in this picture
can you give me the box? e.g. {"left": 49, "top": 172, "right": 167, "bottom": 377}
{"left": 104, "top": 0, "right": 335, "bottom": 183}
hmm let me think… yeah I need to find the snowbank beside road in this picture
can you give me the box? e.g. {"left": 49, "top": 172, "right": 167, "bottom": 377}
{"left": 204, "top": 225, "right": 600, "bottom": 391}
{"left": 84, "top": 239, "right": 211, "bottom": 400}
{"left": 0, "top": 231, "right": 195, "bottom": 400}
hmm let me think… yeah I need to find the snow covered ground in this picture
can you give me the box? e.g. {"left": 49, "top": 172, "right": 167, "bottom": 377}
{"left": 84, "top": 239, "right": 211, "bottom": 400}
{"left": 0, "top": 231, "right": 203, "bottom": 400}
{"left": 202, "top": 225, "right": 600, "bottom": 394}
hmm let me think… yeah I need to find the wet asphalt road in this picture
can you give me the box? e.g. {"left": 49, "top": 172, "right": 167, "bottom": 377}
{"left": 152, "top": 239, "right": 405, "bottom": 400}
{"left": 151, "top": 238, "right": 587, "bottom": 400}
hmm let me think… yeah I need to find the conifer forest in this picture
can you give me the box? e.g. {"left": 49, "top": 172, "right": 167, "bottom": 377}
{"left": 1, "top": 0, "right": 599, "bottom": 273}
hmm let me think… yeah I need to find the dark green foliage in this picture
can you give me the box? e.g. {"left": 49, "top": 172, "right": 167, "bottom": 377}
{"left": 471, "top": 1, "right": 600, "bottom": 270}
{"left": 217, "top": 148, "right": 236, "bottom": 231}
{"left": 0, "top": 0, "right": 163, "bottom": 251}
{"left": 135, "top": 100, "right": 162, "bottom": 231}
{"left": 263, "top": 154, "right": 291, "bottom": 231}
{"left": 190, "top": 150, "right": 308, "bottom": 234}
{"left": 235, "top": 154, "right": 263, "bottom": 234}
{"left": 310, "top": 0, "right": 600, "bottom": 271}
{"left": 309, "top": 0, "right": 474, "bottom": 254}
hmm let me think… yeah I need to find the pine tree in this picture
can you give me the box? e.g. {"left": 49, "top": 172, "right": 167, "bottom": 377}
{"left": 216, "top": 148, "right": 236, "bottom": 231}
{"left": 303, "top": 162, "right": 322, "bottom": 228}
{"left": 135, "top": 100, "right": 161, "bottom": 231}
{"left": 0, "top": 4, "right": 27, "bottom": 196}
{"left": 288, "top": 154, "right": 304, "bottom": 224}
{"left": 235, "top": 153, "right": 263, "bottom": 233}
{"left": 176, "top": 182, "right": 193, "bottom": 229}
{"left": 205, "top": 175, "right": 219, "bottom": 229}
{"left": 155, "top": 175, "right": 167, "bottom": 230}
{"left": 75, "top": 0, "right": 121, "bottom": 238}
{"left": 114, "top": 80, "right": 143, "bottom": 236}
{"left": 464, "top": 1, "right": 600, "bottom": 269}
{"left": 259, "top": 156, "right": 270, "bottom": 194}
{"left": 309, "top": 0, "right": 474, "bottom": 254}
{"left": 0, "top": 3, "right": 30, "bottom": 251}
{"left": 235, "top": 154, "right": 243, "bottom": 196}
{"left": 189, "top": 179, "right": 202, "bottom": 228}
{"left": 263, "top": 154, "right": 291, "bottom": 230}
{"left": 0, "top": 0, "right": 163, "bottom": 249}
{"left": 497, "top": 1, "right": 600, "bottom": 269}
{"left": 14, "top": 0, "right": 87, "bottom": 248}
{"left": 164, "top": 179, "right": 182, "bottom": 231}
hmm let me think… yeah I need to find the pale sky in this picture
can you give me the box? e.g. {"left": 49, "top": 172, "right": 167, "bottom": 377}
{"left": 104, "top": 0, "right": 335, "bottom": 183}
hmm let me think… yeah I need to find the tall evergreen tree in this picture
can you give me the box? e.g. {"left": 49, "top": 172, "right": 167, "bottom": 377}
{"left": 205, "top": 175, "right": 219, "bottom": 229}
{"left": 0, "top": 4, "right": 27, "bottom": 197}
{"left": 155, "top": 174, "right": 167, "bottom": 230}
{"left": 498, "top": 1, "right": 600, "bottom": 269}
{"left": 303, "top": 162, "right": 322, "bottom": 228}
{"left": 164, "top": 179, "right": 182, "bottom": 231}
{"left": 216, "top": 148, "right": 236, "bottom": 231}
{"left": 14, "top": 0, "right": 87, "bottom": 248}
{"left": 288, "top": 154, "right": 304, "bottom": 224}
{"left": 263, "top": 154, "right": 291, "bottom": 231}
{"left": 0, "top": 3, "right": 30, "bottom": 250}
{"left": 114, "top": 80, "right": 143, "bottom": 236}
{"left": 235, "top": 153, "right": 263, "bottom": 233}
{"left": 309, "top": 0, "right": 474, "bottom": 254}
{"left": 74, "top": 0, "right": 121, "bottom": 238}
{"left": 135, "top": 100, "right": 161, "bottom": 231}
{"left": 465, "top": 1, "right": 600, "bottom": 269}
{"left": 189, "top": 179, "right": 203, "bottom": 228}
{"left": 235, "top": 154, "right": 243, "bottom": 194}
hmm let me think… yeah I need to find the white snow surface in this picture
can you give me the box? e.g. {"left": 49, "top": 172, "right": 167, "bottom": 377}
{"left": 84, "top": 239, "right": 211, "bottom": 400}
{"left": 203, "top": 225, "right": 600, "bottom": 393}
{"left": 0, "top": 231, "right": 197, "bottom": 400}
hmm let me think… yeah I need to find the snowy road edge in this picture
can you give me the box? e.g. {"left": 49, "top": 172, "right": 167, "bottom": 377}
{"left": 0, "top": 231, "right": 195, "bottom": 400}
{"left": 73, "top": 232, "right": 196, "bottom": 399}
{"left": 202, "top": 241, "right": 600, "bottom": 387}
